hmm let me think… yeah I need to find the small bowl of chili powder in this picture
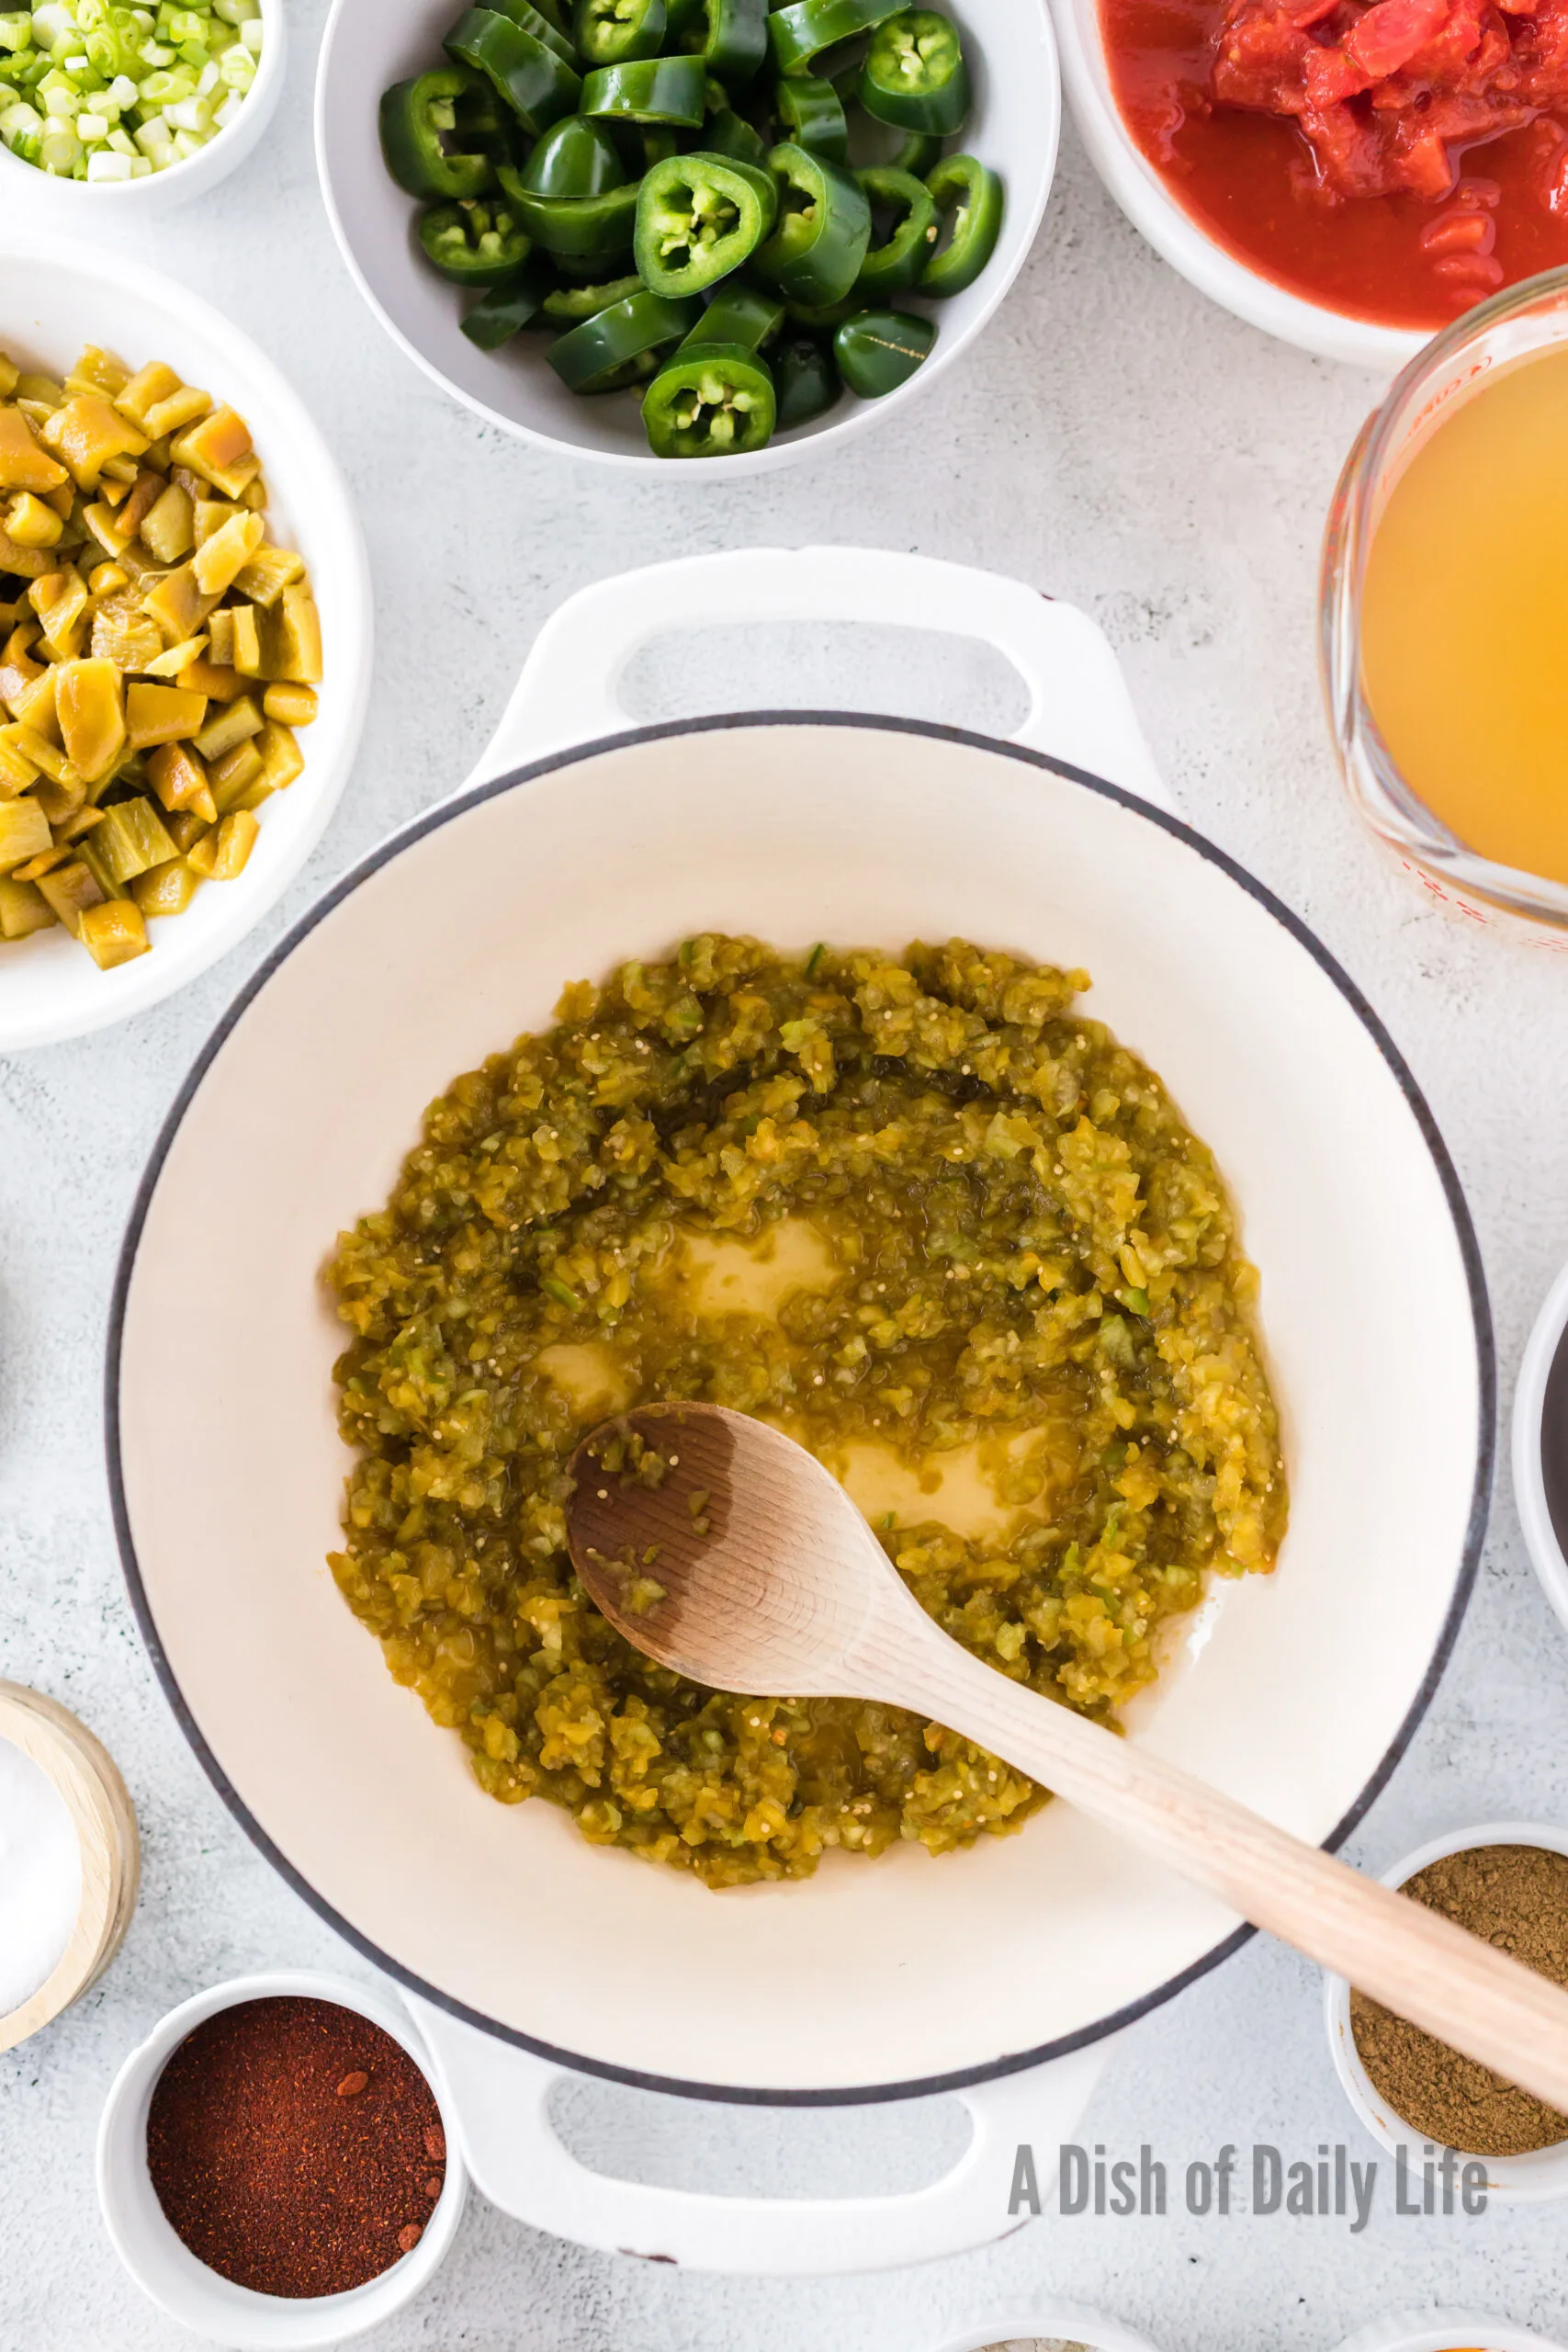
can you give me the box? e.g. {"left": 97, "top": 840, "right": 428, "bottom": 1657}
{"left": 1325, "top": 1822, "right": 1568, "bottom": 2200}
{"left": 96, "top": 1972, "right": 466, "bottom": 2345}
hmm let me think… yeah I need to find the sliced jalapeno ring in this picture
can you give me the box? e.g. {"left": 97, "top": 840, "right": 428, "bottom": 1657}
{"left": 702, "top": 103, "right": 769, "bottom": 165}
{"left": 888, "top": 126, "right": 941, "bottom": 175}
{"left": 834, "top": 303, "right": 934, "bottom": 395}
{"left": 679, "top": 0, "right": 767, "bottom": 85}
{"left": 783, "top": 290, "right": 859, "bottom": 326}
{"left": 921, "top": 152, "right": 1002, "bottom": 295}
{"left": 486, "top": 0, "right": 581, "bottom": 66}
{"left": 547, "top": 286, "right": 701, "bottom": 390}
{"left": 643, "top": 341, "right": 776, "bottom": 456}
{"left": 860, "top": 8, "right": 968, "bottom": 133}
{"left": 681, "top": 279, "right": 784, "bottom": 349}
{"left": 418, "top": 196, "right": 534, "bottom": 282}
{"left": 379, "top": 67, "right": 497, "bottom": 200}
{"left": 773, "top": 331, "right": 841, "bottom": 428}
{"left": 767, "top": 0, "right": 905, "bottom": 76}
{"left": 574, "top": 0, "right": 666, "bottom": 63}
{"left": 581, "top": 54, "right": 708, "bottom": 123}
{"left": 445, "top": 7, "right": 582, "bottom": 134}
{"left": 461, "top": 258, "right": 555, "bottom": 345}
{"left": 525, "top": 0, "right": 574, "bottom": 38}
{"left": 635, "top": 150, "right": 779, "bottom": 296}
{"left": 775, "top": 72, "right": 848, "bottom": 161}
{"left": 541, "top": 269, "right": 643, "bottom": 319}
{"left": 499, "top": 162, "right": 642, "bottom": 257}
{"left": 853, "top": 164, "right": 938, "bottom": 293}
{"left": 518, "top": 110, "right": 626, "bottom": 195}
{"left": 756, "top": 139, "right": 872, "bottom": 304}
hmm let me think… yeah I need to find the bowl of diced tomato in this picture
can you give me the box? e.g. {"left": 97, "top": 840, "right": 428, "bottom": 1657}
{"left": 1049, "top": 0, "right": 1568, "bottom": 366}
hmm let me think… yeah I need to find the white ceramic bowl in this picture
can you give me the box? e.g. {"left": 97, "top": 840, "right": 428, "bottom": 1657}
{"left": 110, "top": 690, "right": 1491, "bottom": 2114}
{"left": 920, "top": 2307, "right": 1163, "bottom": 2351}
{"left": 97, "top": 1969, "right": 467, "bottom": 2348}
{"left": 315, "top": 0, "right": 1058, "bottom": 474}
{"left": 1511, "top": 1257, "right": 1568, "bottom": 1636}
{"left": 0, "top": 0, "right": 285, "bottom": 220}
{"left": 0, "top": 233, "right": 371, "bottom": 1050}
{"left": 1331, "top": 2317, "right": 1568, "bottom": 2352}
{"left": 1046, "top": 0, "right": 1423, "bottom": 369}
{"left": 1325, "top": 1820, "right": 1568, "bottom": 2200}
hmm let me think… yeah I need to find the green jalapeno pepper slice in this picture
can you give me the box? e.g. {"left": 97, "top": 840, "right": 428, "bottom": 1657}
{"left": 487, "top": 0, "right": 581, "bottom": 65}
{"left": 920, "top": 152, "right": 1001, "bottom": 294}
{"left": 756, "top": 140, "right": 871, "bottom": 304}
{"left": 774, "top": 331, "right": 841, "bottom": 427}
{"left": 767, "top": 0, "right": 905, "bottom": 76}
{"left": 547, "top": 286, "right": 700, "bottom": 390}
{"left": 379, "top": 67, "right": 498, "bottom": 200}
{"left": 418, "top": 196, "right": 534, "bottom": 282}
{"left": 833, "top": 303, "right": 933, "bottom": 394}
{"left": 517, "top": 111, "right": 626, "bottom": 194}
{"left": 853, "top": 164, "right": 937, "bottom": 292}
{"left": 681, "top": 279, "right": 784, "bottom": 349}
{"left": 542, "top": 269, "right": 643, "bottom": 318}
{"left": 642, "top": 341, "right": 776, "bottom": 455}
{"left": 634, "top": 150, "right": 778, "bottom": 296}
{"left": 678, "top": 0, "right": 766, "bottom": 85}
{"left": 783, "top": 291, "right": 859, "bottom": 325}
{"left": 581, "top": 55, "right": 707, "bottom": 123}
{"left": 445, "top": 8, "right": 582, "bottom": 134}
{"left": 775, "top": 72, "right": 847, "bottom": 161}
{"left": 860, "top": 8, "right": 967, "bottom": 133}
{"left": 499, "top": 161, "right": 642, "bottom": 257}
{"left": 702, "top": 103, "right": 769, "bottom": 165}
{"left": 461, "top": 258, "right": 555, "bottom": 345}
{"left": 574, "top": 0, "right": 665, "bottom": 63}
{"left": 887, "top": 126, "right": 941, "bottom": 174}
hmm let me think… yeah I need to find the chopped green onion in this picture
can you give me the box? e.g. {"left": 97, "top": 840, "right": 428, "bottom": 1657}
{"left": 0, "top": 0, "right": 260, "bottom": 172}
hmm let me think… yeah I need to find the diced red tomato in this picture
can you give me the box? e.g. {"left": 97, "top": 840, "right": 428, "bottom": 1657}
{"left": 1343, "top": 0, "right": 1450, "bottom": 78}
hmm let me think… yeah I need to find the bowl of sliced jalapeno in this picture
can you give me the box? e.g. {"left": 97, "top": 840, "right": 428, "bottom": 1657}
{"left": 316, "top": 0, "right": 1057, "bottom": 469}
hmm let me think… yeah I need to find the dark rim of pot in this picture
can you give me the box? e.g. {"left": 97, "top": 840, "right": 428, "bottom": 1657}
{"left": 106, "top": 712, "right": 1495, "bottom": 2110}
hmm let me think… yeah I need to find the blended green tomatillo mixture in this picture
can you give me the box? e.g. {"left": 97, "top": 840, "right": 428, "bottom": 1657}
{"left": 327, "top": 934, "right": 1286, "bottom": 1888}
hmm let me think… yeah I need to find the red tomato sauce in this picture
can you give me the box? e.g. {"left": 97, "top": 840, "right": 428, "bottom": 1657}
{"left": 1100, "top": 0, "right": 1568, "bottom": 326}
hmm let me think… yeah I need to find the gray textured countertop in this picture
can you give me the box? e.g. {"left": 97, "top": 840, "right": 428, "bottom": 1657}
{"left": 5, "top": 4, "right": 1568, "bottom": 2345}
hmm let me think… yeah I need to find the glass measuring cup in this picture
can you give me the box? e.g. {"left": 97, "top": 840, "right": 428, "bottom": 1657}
{"left": 1320, "top": 266, "right": 1568, "bottom": 947}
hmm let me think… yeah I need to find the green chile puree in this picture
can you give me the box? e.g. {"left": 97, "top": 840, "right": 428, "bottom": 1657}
{"left": 327, "top": 935, "right": 1285, "bottom": 1888}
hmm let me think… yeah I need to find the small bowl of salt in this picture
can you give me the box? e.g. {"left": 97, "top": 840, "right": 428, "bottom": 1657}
{"left": 0, "top": 1682, "right": 139, "bottom": 2052}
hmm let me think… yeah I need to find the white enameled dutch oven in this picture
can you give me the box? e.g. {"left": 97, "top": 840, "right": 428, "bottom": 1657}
{"left": 107, "top": 547, "right": 1491, "bottom": 2277}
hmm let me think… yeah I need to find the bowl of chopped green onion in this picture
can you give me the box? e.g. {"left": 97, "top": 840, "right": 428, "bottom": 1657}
{"left": 0, "top": 0, "right": 282, "bottom": 208}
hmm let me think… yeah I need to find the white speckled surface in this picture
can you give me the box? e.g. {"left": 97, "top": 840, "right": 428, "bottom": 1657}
{"left": 4, "top": 6, "right": 1568, "bottom": 2346}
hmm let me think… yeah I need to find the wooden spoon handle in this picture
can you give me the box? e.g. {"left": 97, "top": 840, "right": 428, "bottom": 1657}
{"left": 885, "top": 1634, "right": 1568, "bottom": 2115}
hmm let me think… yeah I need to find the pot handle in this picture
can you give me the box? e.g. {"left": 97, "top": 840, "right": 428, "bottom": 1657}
{"left": 468, "top": 546, "right": 1173, "bottom": 814}
{"left": 405, "top": 1993, "right": 1113, "bottom": 2276}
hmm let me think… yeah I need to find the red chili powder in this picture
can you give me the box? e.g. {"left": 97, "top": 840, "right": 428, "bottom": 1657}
{"left": 146, "top": 1996, "right": 446, "bottom": 2298}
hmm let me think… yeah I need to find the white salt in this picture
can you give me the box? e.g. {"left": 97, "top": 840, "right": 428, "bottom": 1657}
{"left": 0, "top": 1735, "right": 82, "bottom": 2019}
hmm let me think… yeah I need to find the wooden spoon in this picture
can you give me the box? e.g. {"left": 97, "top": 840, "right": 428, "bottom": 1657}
{"left": 568, "top": 1400, "right": 1568, "bottom": 2113}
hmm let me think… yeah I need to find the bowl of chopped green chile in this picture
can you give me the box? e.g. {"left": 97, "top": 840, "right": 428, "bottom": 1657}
{"left": 0, "top": 233, "right": 370, "bottom": 1048}
{"left": 315, "top": 0, "right": 1056, "bottom": 466}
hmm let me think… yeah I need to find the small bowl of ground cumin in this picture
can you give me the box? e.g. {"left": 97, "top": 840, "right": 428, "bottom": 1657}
{"left": 96, "top": 1971, "right": 466, "bottom": 2345}
{"left": 1325, "top": 1823, "right": 1568, "bottom": 2202}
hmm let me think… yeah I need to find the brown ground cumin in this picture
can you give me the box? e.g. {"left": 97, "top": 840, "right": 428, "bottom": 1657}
{"left": 1350, "top": 1843, "right": 1568, "bottom": 2156}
